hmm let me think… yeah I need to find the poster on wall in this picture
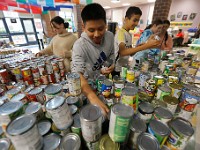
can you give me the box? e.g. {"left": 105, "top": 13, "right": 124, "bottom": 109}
{"left": 177, "top": 12, "right": 182, "bottom": 18}
{"left": 170, "top": 14, "right": 175, "bottom": 21}
{"left": 182, "top": 15, "right": 188, "bottom": 20}
{"left": 189, "top": 13, "right": 197, "bottom": 20}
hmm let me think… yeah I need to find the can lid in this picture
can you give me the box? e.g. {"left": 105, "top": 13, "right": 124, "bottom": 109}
{"left": 24, "top": 85, "right": 34, "bottom": 93}
{"left": 80, "top": 104, "right": 102, "bottom": 121}
{"left": 0, "top": 101, "right": 23, "bottom": 116}
{"left": 29, "top": 87, "right": 43, "bottom": 95}
{"left": 154, "top": 107, "right": 173, "bottom": 119}
{"left": 69, "top": 105, "right": 78, "bottom": 115}
{"left": 137, "top": 133, "right": 160, "bottom": 150}
{"left": 72, "top": 113, "right": 81, "bottom": 128}
{"left": 38, "top": 120, "right": 51, "bottom": 136}
{"left": 99, "top": 134, "right": 120, "bottom": 150}
{"left": 7, "top": 114, "right": 36, "bottom": 136}
{"left": 130, "top": 116, "right": 146, "bottom": 132}
{"left": 6, "top": 88, "right": 20, "bottom": 95}
{"left": 25, "top": 102, "right": 42, "bottom": 114}
{"left": 168, "top": 118, "right": 194, "bottom": 136}
{"left": 60, "top": 133, "right": 81, "bottom": 150}
{"left": 113, "top": 75, "right": 124, "bottom": 83}
{"left": 151, "top": 99, "right": 167, "bottom": 108}
{"left": 10, "top": 93, "right": 26, "bottom": 102}
{"left": 66, "top": 96, "right": 79, "bottom": 105}
{"left": 43, "top": 133, "right": 61, "bottom": 150}
{"left": 112, "top": 103, "right": 134, "bottom": 118}
{"left": 163, "top": 95, "right": 179, "bottom": 105}
{"left": 102, "top": 79, "right": 113, "bottom": 86}
{"left": 46, "top": 96, "right": 65, "bottom": 110}
{"left": 44, "top": 84, "right": 62, "bottom": 95}
{"left": 0, "top": 138, "right": 11, "bottom": 150}
{"left": 138, "top": 102, "right": 154, "bottom": 114}
{"left": 149, "top": 119, "right": 170, "bottom": 136}
{"left": 159, "top": 85, "right": 171, "bottom": 93}
{"left": 0, "top": 95, "right": 8, "bottom": 103}
{"left": 169, "top": 83, "right": 183, "bottom": 90}
{"left": 122, "top": 87, "right": 138, "bottom": 96}
{"left": 67, "top": 72, "right": 80, "bottom": 79}
{"left": 39, "top": 85, "right": 47, "bottom": 90}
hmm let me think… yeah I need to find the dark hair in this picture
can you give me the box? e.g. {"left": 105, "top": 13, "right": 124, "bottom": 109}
{"left": 179, "top": 29, "right": 182, "bottom": 32}
{"left": 51, "top": 16, "right": 69, "bottom": 28}
{"left": 163, "top": 20, "right": 170, "bottom": 46}
{"left": 81, "top": 3, "right": 106, "bottom": 24}
{"left": 125, "top": 6, "right": 142, "bottom": 19}
{"left": 145, "top": 19, "right": 163, "bottom": 30}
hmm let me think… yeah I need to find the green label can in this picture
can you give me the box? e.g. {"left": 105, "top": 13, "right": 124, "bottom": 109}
{"left": 156, "top": 85, "right": 171, "bottom": 100}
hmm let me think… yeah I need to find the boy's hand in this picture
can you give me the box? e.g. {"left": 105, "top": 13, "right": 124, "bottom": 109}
{"left": 146, "top": 38, "right": 161, "bottom": 48}
{"left": 101, "top": 64, "right": 114, "bottom": 75}
{"left": 35, "top": 52, "right": 43, "bottom": 57}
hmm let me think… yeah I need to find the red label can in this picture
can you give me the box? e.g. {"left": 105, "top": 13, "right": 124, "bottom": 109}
{"left": 38, "top": 64, "right": 46, "bottom": 76}
{"left": 21, "top": 67, "right": 32, "bottom": 78}
{"left": 48, "top": 74, "right": 56, "bottom": 83}
{"left": 41, "top": 75, "right": 49, "bottom": 85}
{"left": 0, "top": 69, "right": 10, "bottom": 83}
{"left": 51, "top": 61, "right": 60, "bottom": 73}
{"left": 31, "top": 66, "right": 40, "bottom": 79}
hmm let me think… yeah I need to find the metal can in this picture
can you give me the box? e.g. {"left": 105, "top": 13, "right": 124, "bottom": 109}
{"left": 141, "top": 61, "right": 149, "bottom": 73}
{"left": 67, "top": 73, "right": 81, "bottom": 96}
{"left": 25, "top": 102, "right": 44, "bottom": 122}
{"left": 99, "top": 134, "right": 120, "bottom": 150}
{"left": 57, "top": 58, "right": 65, "bottom": 70}
{"left": 128, "top": 116, "right": 147, "bottom": 149}
{"left": 54, "top": 72, "right": 61, "bottom": 83}
{"left": 10, "top": 93, "right": 28, "bottom": 104}
{"left": 28, "top": 87, "right": 45, "bottom": 104}
{"left": 46, "top": 96, "right": 73, "bottom": 130}
{"left": 0, "top": 101, "right": 23, "bottom": 126}
{"left": 0, "top": 69, "right": 10, "bottom": 84}
{"left": 71, "top": 113, "right": 81, "bottom": 136}
{"left": 139, "top": 72, "right": 151, "bottom": 88}
{"left": 24, "top": 85, "right": 34, "bottom": 95}
{"left": 44, "top": 84, "right": 63, "bottom": 101}
{"left": 69, "top": 105, "right": 78, "bottom": 115}
{"left": 37, "top": 120, "right": 51, "bottom": 136}
{"left": 148, "top": 119, "right": 170, "bottom": 146}
{"left": 21, "top": 67, "right": 32, "bottom": 78}
{"left": 151, "top": 98, "right": 167, "bottom": 108}
{"left": 38, "top": 64, "right": 46, "bottom": 76}
{"left": 51, "top": 61, "right": 60, "bottom": 72}
{"left": 60, "top": 69, "right": 65, "bottom": 77}
{"left": 66, "top": 96, "right": 81, "bottom": 108}
{"left": 187, "top": 66, "right": 198, "bottom": 75}
{"left": 113, "top": 75, "right": 125, "bottom": 98}
{"left": 121, "top": 66, "right": 127, "bottom": 80}
{"left": 48, "top": 73, "right": 56, "bottom": 83}
{"left": 153, "top": 75, "right": 165, "bottom": 86}
{"left": 144, "top": 79, "right": 156, "bottom": 97}
{"left": 11, "top": 66, "right": 23, "bottom": 81}
{"left": 5, "top": 88, "right": 20, "bottom": 100}
{"left": 163, "top": 95, "right": 179, "bottom": 115}
{"left": 167, "top": 118, "right": 194, "bottom": 150}
{"left": 31, "top": 66, "right": 40, "bottom": 79}
{"left": 121, "top": 87, "right": 138, "bottom": 110}
{"left": 51, "top": 123, "right": 71, "bottom": 137}
{"left": 138, "top": 91, "right": 152, "bottom": 103}
{"left": 6, "top": 114, "right": 43, "bottom": 150}
{"left": 60, "top": 133, "right": 81, "bottom": 150}
{"left": 96, "top": 75, "right": 106, "bottom": 93}
{"left": 0, "top": 138, "right": 13, "bottom": 150}
{"left": 126, "top": 68, "right": 135, "bottom": 83}
{"left": 153, "top": 107, "right": 173, "bottom": 124}
{"left": 138, "top": 101, "right": 154, "bottom": 123}
{"left": 109, "top": 103, "right": 134, "bottom": 142}
{"left": 41, "top": 75, "right": 49, "bottom": 85}
{"left": 137, "top": 133, "right": 160, "bottom": 150}
{"left": 176, "top": 67, "right": 186, "bottom": 82}
{"left": 101, "top": 79, "right": 112, "bottom": 98}
{"left": 163, "top": 65, "right": 173, "bottom": 76}
{"left": 43, "top": 133, "right": 61, "bottom": 150}
{"left": 159, "top": 60, "right": 168, "bottom": 73}
{"left": 80, "top": 104, "right": 102, "bottom": 142}
{"left": 156, "top": 85, "right": 171, "bottom": 100}
{"left": 169, "top": 83, "right": 183, "bottom": 99}
{"left": 45, "top": 60, "right": 53, "bottom": 74}
{"left": 86, "top": 139, "right": 100, "bottom": 150}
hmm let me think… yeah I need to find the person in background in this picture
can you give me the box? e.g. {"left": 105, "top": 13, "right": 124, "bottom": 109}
{"left": 36, "top": 16, "right": 77, "bottom": 72}
{"left": 159, "top": 20, "right": 173, "bottom": 52}
{"left": 173, "top": 29, "right": 184, "bottom": 46}
{"left": 192, "top": 23, "right": 200, "bottom": 39}
{"left": 72, "top": 3, "right": 115, "bottom": 116}
{"left": 113, "top": 7, "right": 160, "bottom": 76}
{"left": 134, "top": 19, "right": 163, "bottom": 64}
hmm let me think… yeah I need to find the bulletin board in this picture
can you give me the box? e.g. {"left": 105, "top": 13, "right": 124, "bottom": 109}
{"left": 170, "top": 22, "right": 193, "bottom": 28}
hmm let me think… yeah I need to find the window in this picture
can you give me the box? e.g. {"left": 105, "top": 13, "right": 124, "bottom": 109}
{"left": 6, "top": 18, "right": 23, "bottom": 33}
{"left": 0, "top": 19, "right": 6, "bottom": 34}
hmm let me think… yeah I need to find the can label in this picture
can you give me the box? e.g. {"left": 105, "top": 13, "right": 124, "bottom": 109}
{"left": 51, "top": 61, "right": 59, "bottom": 72}
{"left": 139, "top": 74, "right": 150, "bottom": 87}
{"left": 121, "top": 67, "right": 127, "bottom": 80}
{"left": 126, "top": 70, "right": 134, "bottom": 83}
{"left": 58, "top": 59, "right": 65, "bottom": 70}
{"left": 86, "top": 141, "right": 100, "bottom": 150}
{"left": 32, "top": 67, "right": 40, "bottom": 79}
{"left": 114, "top": 83, "right": 124, "bottom": 98}
{"left": 171, "top": 88, "right": 181, "bottom": 99}
{"left": 48, "top": 74, "right": 56, "bottom": 83}
{"left": 46, "top": 63, "right": 53, "bottom": 74}
{"left": 152, "top": 114, "right": 170, "bottom": 125}
{"left": 21, "top": 68, "right": 32, "bottom": 77}
{"left": 168, "top": 76, "right": 178, "bottom": 84}
{"left": 54, "top": 72, "right": 61, "bottom": 83}
{"left": 101, "top": 84, "right": 112, "bottom": 98}
{"left": 68, "top": 76, "right": 81, "bottom": 96}
{"left": 38, "top": 65, "right": 46, "bottom": 76}
{"left": 0, "top": 69, "right": 10, "bottom": 83}
{"left": 41, "top": 75, "right": 49, "bottom": 85}
{"left": 178, "top": 108, "right": 193, "bottom": 120}
{"left": 121, "top": 95, "right": 137, "bottom": 109}
{"left": 156, "top": 89, "right": 170, "bottom": 101}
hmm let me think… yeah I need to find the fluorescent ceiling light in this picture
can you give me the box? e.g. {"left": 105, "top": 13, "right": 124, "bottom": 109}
{"left": 148, "top": 0, "right": 156, "bottom": 2}
{"left": 111, "top": 0, "right": 120, "bottom": 3}
{"left": 103, "top": 6, "right": 111, "bottom": 9}
{"left": 122, "top": 3, "right": 130, "bottom": 6}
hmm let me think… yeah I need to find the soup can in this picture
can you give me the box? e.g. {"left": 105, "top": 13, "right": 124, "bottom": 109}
{"left": 128, "top": 116, "right": 147, "bottom": 149}
{"left": 169, "top": 83, "right": 183, "bottom": 99}
{"left": 0, "top": 69, "right": 10, "bottom": 84}
{"left": 25, "top": 102, "right": 44, "bottom": 122}
{"left": 109, "top": 103, "right": 134, "bottom": 142}
{"left": 101, "top": 79, "right": 112, "bottom": 98}
{"left": 167, "top": 118, "right": 194, "bottom": 150}
{"left": 28, "top": 87, "right": 45, "bottom": 104}
{"left": 6, "top": 114, "right": 43, "bottom": 150}
{"left": 121, "top": 87, "right": 138, "bottom": 110}
{"left": 31, "top": 66, "right": 40, "bottom": 79}
{"left": 37, "top": 120, "right": 51, "bottom": 136}
{"left": 46, "top": 96, "right": 73, "bottom": 130}
{"left": 144, "top": 79, "right": 156, "bottom": 97}
{"left": 156, "top": 85, "right": 171, "bottom": 100}
{"left": 67, "top": 73, "right": 81, "bottom": 96}
{"left": 113, "top": 76, "right": 125, "bottom": 98}
{"left": 38, "top": 64, "right": 46, "bottom": 76}
{"left": 137, "top": 133, "right": 160, "bottom": 150}
{"left": 186, "top": 66, "right": 198, "bottom": 76}
{"left": 163, "top": 65, "right": 173, "bottom": 76}
{"left": 121, "top": 66, "right": 127, "bottom": 80}
{"left": 96, "top": 75, "right": 106, "bottom": 93}
{"left": 153, "top": 107, "right": 173, "bottom": 124}
{"left": 0, "top": 138, "right": 14, "bottom": 150}
{"left": 43, "top": 133, "right": 61, "bottom": 150}
{"left": 163, "top": 95, "right": 179, "bottom": 114}
{"left": 48, "top": 74, "right": 56, "bottom": 83}
{"left": 148, "top": 119, "right": 170, "bottom": 146}
{"left": 99, "top": 134, "right": 120, "bottom": 150}
{"left": 176, "top": 67, "right": 186, "bottom": 82}
{"left": 21, "top": 67, "right": 32, "bottom": 78}
{"left": 0, "top": 101, "right": 24, "bottom": 126}
{"left": 45, "top": 60, "right": 53, "bottom": 74}
{"left": 57, "top": 58, "right": 65, "bottom": 70}
{"left": 126, "top": 69, "right": 135, "bottom": 83}
{"left": 10, "top": 93, "right": 28, "bottom": 104}
{"left": 51, "top": 61, "right": 60, "bottom": 73}
{"left": 138, "top": 101, "right": 154, "bottom": 123}
{"left": 60, "top": 133, "right": 81, "bottom": 150}
{"left": 139, "top": 73, "right": 151, "bottom": 88}
{"left": 80, "top": 104, "right": 102, "bottom": 142}
{"left": 71, "top": 113, "right": 81, "bottom": 136}
{"left": 153, "top": 75, "right": 165, "bottom": 86}
{"left": 44, "top": 84, "right": 63, "bottom": 101}
{"left": 66, "top": 96, "right": 82, "bottom": 108}
{"left": 41, "top": 75, "right": 49, "bottom": 85}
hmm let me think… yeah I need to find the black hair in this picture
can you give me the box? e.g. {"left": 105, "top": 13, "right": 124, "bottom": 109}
{"left": 179, "top": 29, "right": 182, "bottom": 32}
{"left": 81, "top": 3, "right": 106, "bottom": 24}
{"left": 145, "top": 19, "right": 163, "bottom": 30}
{"left": 125, "top": 6, "right": 142, "bottom": 19}
{"left": 51, "top": 16, "right": 69, "bottom": 28}
{"left": 163, "top": 20, "right": 170, "bottom": 46}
